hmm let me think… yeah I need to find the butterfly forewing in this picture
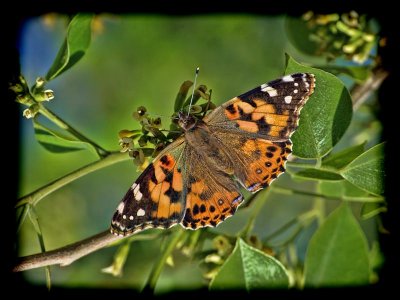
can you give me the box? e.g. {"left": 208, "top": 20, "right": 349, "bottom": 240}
{"left": 205, "top": 73, "right": 315, "bottom": 141}
{"left": 111, "top": 138, "right": 187, "bottom": 236}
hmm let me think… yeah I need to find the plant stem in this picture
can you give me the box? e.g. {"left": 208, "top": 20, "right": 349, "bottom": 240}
{"left": 16, "top": 151, "right": 130, "bottom": 208}
{"left": 38, "top": 104, "right": 109, "bottom": 157}
{"left": 271, "top": 185, "right": 384, "bottom": 203}
{"left": 286, "top": 161, "right": 318, "bottom": 169}
{"left": 143, "top": 228, "right": 185, "bottom": 293}
{"left": 351, "top": 68, "right": 388, "bottom": 110}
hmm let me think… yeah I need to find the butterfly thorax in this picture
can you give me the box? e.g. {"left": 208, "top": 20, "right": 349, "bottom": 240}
{"left": 177, "top": 111, "right": 234, "bottom": 174}
{"left": 177, "top": 111, "right": 198, "bottom": 131}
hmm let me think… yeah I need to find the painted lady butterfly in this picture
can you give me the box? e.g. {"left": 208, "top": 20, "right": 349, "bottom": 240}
{"left": 111, "top": 73, "right": 315, "bottom": 236}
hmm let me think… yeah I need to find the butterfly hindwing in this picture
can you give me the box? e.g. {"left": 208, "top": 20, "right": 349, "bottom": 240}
{"left": 209, "top": 131, "right": 293, "bottom": 192}
{"left": 179, "top": 147, "right": 244, "bottom": 229}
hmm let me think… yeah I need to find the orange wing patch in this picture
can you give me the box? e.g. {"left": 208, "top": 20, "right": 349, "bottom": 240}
{"left": 240, "top": 139, "right": 292, "bottom": 192}
{"left": 224, "top": 98, "right": 294, "bottom": 138}
{"left": 181, "top": 177, "right": 243, "bottom": 229}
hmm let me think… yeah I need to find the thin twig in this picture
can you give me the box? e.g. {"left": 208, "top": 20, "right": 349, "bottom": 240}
{"left": 13, "top": 230, "right": 122, "bottom": 272}
{"left": 271, "top": 185, "right": 384, "bottom": 203}
{"left": 16, "top": 151, "right": 129, "bottom": 208}
{"left": 38, "top": 104, "right": 109, "bottom": 157}
{"left": 351, "top": 68, "right": 388, "bottom": 110}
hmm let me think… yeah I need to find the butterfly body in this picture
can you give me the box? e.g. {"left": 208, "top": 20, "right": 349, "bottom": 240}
{"left": 111, "top": 73, "right": 315, "bottom": 236}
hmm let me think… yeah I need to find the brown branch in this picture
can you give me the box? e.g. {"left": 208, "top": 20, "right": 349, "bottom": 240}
{"left": 13, "top": 230, "right": 122, "bottom": 272}
{"left": 351, "top": 68, "right": 388, "bottom": 109}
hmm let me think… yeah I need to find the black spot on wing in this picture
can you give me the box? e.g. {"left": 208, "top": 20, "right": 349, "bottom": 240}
{"left": 164, "top": 186, "right": 181, "bottom": 203}
{"left": 160, "top": 155, "right": 170, "bottom": 165}
{"left": 255, "top": 116, "right": 271, "bottom": 134}
{"left": 226, "top": 104, "right": 237, "bottom": 114}
{"left": 246, "top": 99, "right": 257, "bottom": 107}
{"left": 193, "top": 204, "right": 200, "bottom": 215}
{"left": 237, "top": 107, "right": 252, "bottom": 121}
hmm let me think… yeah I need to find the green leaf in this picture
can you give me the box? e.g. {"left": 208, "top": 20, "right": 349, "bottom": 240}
{"left": 210, "top": 238, "right": 289, "bottom": 290}
{"left": 323, "top": 142, "right": 366, "bottom": 169}
{"left": 33, "top": 119, "right": 97, "bottom": 155}
{"left": 46, "top": 14, "right": 93, "bottom": 81}
{"left": 174, "top": 81, "right": 192, "bottom": 112}
{"left": 285, "top": 55, "right": 353, "bottom": 159}
{"left": 293, "top": 169, "right": 344, "bottom": 181}
{"left": 340, "top": 143, "right": 385, "bottom": 195}
{"left": 304, "top": 203, "right": 370, "bottom": 287}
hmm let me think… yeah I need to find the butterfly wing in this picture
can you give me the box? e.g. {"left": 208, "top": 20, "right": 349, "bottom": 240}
{"left": 111, "top": 136, "right": 243, "bottom": 235}
{"left": 204, "top": 73, "right": 315, "bottom": 192}
{"left": 179, "top": 146, "right": 244, "bottom": 229}
{"left": 111, "top": 137, "right": 187, "bottom": 236}
{"left": 204, "top": 73, "right": 315, "bottom": 141}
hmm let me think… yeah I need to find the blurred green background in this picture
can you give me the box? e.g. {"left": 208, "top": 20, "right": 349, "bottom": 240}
{"left": 17, "top": 14, "right": 380, "bottom": 292}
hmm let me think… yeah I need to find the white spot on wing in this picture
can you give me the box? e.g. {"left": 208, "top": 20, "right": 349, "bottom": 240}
{"left": 294, "top": 82, "right": 299, "bottom": 87}
{"left": 302, "top": 77, "right": 310, "bottom": 88}
{"left": 282, "top": 75, "right": 294, "bottom": 82}
{"left": 294, "top": 89, "right": 298, "bottom": 94}
{"left": 261, "top": 85, "right": 278, "bottom": 97}
{"left": 129, "top": 215, "right": 134, "bottom": 220}
{"left": 117, "top": 202, "right": 125, "bottom": 214}
{"left": 137, "top": 208, "right": 145, "bottom": 217}
{"left": 123, "top": 215, "right": 127, "bottom": 219}
{"left": 284, "top": 96, "right": 292, "bottom": 104}
{"left": 133, "top": 183, "right": 143, "bottom": 201}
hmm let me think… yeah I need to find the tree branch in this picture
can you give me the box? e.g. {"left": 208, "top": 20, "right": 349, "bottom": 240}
{"left": 351, "top": 68, "right": 388, "bottom": 109}
{"left": 13, "top": 230, "right": 122, "bottom": 272}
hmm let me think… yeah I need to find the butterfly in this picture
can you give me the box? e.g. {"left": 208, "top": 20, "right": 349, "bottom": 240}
{"left": 111, "top": 73, "right": 315, "bottom": 236}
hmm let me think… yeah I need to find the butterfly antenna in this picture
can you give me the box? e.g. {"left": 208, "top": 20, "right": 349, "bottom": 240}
{"left": 187, "top": 67, "right": 200, "bottom": 117}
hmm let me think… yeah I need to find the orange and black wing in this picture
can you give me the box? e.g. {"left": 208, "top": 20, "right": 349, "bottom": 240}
{"left": 111, "top": 138, "right": 187, "bottom": 236}
{"left": 205, "top": 73, "right": 315, "bottom": 192}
